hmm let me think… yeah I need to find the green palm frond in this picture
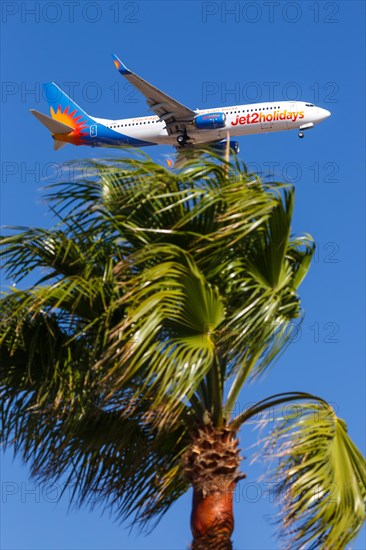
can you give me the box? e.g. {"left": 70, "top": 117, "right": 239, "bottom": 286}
{"left": 287, "top": 234, "right": 315, "bottom": 289}
{"left": 5, "top": 395, "right": 189, "bottom": 528}
{"left": 1, "top": 155, "right": 316, "bottom": 438}
{"left": 259, "top": 399, "right": 366, "bottom": 549}
{"left": 224, "top": 191, "right": 315, "bottom": 411}
{"left": 247, "top": 188, "right": 293, "bottom": 289}
{"left": 101, "top": 244, "right": 225, "bottom": 426}
{"left": 44, "top": 155, "right": 275, "bottom": 254}
{"left": 0, "top": 311, "right": 90, "bottom": 447}
{"left": 2, "top": 153, "right": 362, "bottom": 542}
{"left": 1, "top": 224, "right": 127, "bottom": 286}
{"left": 61, "top": 409, "right": 189, "bottom": 529}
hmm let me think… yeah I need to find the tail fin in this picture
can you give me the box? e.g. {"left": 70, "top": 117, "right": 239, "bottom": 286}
{"left": 43, "top": 82, "right": 94, "bottom": 124}
{"left": 34, "top": 83, "right": 94, "bottom": 147}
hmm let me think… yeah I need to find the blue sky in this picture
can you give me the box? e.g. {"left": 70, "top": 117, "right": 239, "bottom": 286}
{"left": 1, "top": 1, "right": 365, "bottom": 549}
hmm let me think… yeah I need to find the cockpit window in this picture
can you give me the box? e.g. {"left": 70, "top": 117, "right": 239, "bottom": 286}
{"left": 305, "top": 103, "right": 315, "bottom": 107}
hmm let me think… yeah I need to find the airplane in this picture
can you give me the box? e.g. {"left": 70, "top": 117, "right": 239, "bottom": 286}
{"left": 30, "top": 54, "right": 331, "bottom": 153}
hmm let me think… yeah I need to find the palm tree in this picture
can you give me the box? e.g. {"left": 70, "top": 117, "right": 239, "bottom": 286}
{"left": 0, "top": 153, "right": 365, "bottom": 550}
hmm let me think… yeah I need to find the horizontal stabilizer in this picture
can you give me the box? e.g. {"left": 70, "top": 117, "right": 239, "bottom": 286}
{"left": 30, "top": 109, "right": 74, "bottom": 134}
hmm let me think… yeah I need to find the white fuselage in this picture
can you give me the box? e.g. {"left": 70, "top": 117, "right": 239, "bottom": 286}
{"left": 93, "top": 101, "right": 331, "bottom": 147}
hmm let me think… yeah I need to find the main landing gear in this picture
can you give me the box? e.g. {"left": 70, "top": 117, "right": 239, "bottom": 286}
{"left": 177, "top": 128, "right": 190, "bottom": 147}
{"left": 177, "top": 134, "right": 187, "bottom": 146}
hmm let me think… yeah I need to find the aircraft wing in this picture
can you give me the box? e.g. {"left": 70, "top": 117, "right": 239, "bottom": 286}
{"left": 112, "top": 54, "right": 195, "bottom": 135}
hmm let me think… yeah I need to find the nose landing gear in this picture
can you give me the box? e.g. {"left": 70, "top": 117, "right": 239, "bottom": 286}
{"left": 298, "top": 123, "right": 313, "bottom": 139}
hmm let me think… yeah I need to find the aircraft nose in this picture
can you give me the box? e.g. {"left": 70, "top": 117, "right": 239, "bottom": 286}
{"left": 318, "top": 108, "right": 331, "bottom": 119}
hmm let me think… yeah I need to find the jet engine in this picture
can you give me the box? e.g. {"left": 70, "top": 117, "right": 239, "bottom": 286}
{"left": 194, "top": 112, "right": 226, "bottom": 130}
{"left": 210, "top": 140, "right": 240, "bottom": 155}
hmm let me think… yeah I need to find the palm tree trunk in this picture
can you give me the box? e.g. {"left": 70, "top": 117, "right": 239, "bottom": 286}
{"left": 190, "top": 479, "right": 235, "bottom": 549}
{"left": 183, "top": 423, "right": 245, "bottom": 550}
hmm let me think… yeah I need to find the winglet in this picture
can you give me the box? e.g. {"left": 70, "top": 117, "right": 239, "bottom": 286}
{"left": 112, "top": 53, "right": 131, "bottom": 75}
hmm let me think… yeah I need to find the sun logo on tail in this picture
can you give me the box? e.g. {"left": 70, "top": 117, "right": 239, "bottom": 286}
{"left": 50, "top": 105, "right": 89, "bottom": 144}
